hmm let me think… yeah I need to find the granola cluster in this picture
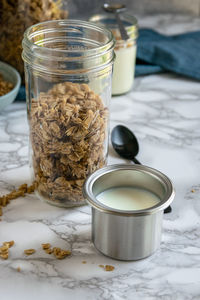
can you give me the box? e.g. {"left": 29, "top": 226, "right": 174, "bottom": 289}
{"left": 0, "top": 241, "right": 14, "bottom": 260}
{"left": 99, "top": 264, "right": 115, "bottom": 271}
{"left": 30, "top": 81, "right": 108, "bottom": 206}
{"left": 0, "top": 183, "right": 35, "bottom": 218}
{"left": 42, "top": 243, "right": 71, "bottom": 259}
{"left": 0, "top": 73, "right": 14, "bottom": 96}
{"left": 0, "top": 0, "right": 68, "bottom": 77}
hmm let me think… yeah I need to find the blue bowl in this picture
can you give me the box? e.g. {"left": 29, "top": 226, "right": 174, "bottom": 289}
{"left": 0, "top": 61, "right": 21, "bottom": 110}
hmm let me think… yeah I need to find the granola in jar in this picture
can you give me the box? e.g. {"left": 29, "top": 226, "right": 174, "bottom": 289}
{"left": 30, "top": 82, "right": 108, "bottom": 206}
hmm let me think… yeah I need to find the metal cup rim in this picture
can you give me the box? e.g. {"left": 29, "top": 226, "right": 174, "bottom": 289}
{"left": 83, "top": 164, "right": 175, "bottom": 216}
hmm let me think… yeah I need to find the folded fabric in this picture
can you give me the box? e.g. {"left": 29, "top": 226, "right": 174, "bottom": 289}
{"left": 136, "top": 28, "right": 200, "bottom": 80}
{"left": 135, "top": 60, "right": 164, "bottom": 77}
{"left": 16, "top": 85, "right": 25, "bottom": 101}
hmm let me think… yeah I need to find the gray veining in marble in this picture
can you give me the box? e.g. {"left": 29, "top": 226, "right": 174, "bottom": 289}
{"left": 0, "top": 14, "right": 200, "bottom": 300}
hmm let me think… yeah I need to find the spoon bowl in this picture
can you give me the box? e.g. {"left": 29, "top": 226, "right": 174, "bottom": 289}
{"left": 111, "top": 125, "right": 140, "bottom": 164}
{"left": 103, "top": 3, "right": 126, "bottom": 13}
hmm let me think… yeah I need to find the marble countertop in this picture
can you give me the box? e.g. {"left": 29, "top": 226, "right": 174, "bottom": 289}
{"left": 1, "top": 14, "right": 200, "bottom": 300}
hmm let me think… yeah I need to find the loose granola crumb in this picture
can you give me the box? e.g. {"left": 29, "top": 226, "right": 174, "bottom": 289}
{"left": 27, "top": 184, "right": 36, "bottom": 194}
{"left": 0, "top": 240, "right": 15, "bottom": 260}
{"left": 0, "top": 253, "right": 9, "bottom": 260}
{"left": 191, "top": 189, "right": 195, "bottom": 193}
{"left": 24, "top": 249, "right": 36, "bottom": 255}
{"left": 104, "top": 265, "right": 115, "bottom": 272}
{"left": 82, "top": 260, "right": 87, "bottom": 264}
{"left": 41, "top": 243, "right": 53, "bottom": 254}
{"left": 41, "top": 243, "right": 51, "bottom": 250}
{"left": 99, "top": 264, "right": 104, "bottom": 268}
{"left": 18, "top": 184, "right": 28, "bottom": 191}
{"left": 17, "top": 267, "right": 21, "bottom": 272}
{"left": 98, "top": 264, "right": 115, "bottom": 271}
{"left": 0, "top": 245, "right": 9, "bottom": 254}
{"left": 3, "top": 241, "right": 15, "bottom": 248}
{"left": 52, "top": 247, "right": 71, "bottom": 259}
{"left": 45, "top": 248, "right": 53, "bottom": 255}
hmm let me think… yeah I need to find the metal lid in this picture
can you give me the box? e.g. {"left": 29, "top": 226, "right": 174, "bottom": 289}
{"left": 83, "top": 164, "right": 175, "bottom": 216}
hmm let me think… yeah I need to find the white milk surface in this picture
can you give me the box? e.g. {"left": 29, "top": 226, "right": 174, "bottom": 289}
{"left": 96, "top": 187, "right": 160, "bottom": 210}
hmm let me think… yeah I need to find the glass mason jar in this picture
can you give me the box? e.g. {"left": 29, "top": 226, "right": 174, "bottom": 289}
{"left": 0, "top": 0, "right": 68, "bottom": 79}
{"left": 89, "top": 13, "right": 138, "bottom": 96}
{"left": 22, "top": 20, "right": 115, "bottom": 207}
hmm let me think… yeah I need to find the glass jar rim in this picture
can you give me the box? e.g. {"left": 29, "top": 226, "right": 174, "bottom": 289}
{"left": 23, "top": 19, "right": 114, "bottom": 56}
{"left": 22, "top": 19, "right": 115, "bottom": 75}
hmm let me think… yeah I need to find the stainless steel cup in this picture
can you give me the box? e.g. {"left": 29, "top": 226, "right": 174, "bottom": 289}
{"left": 83, "top": 164, "right": 175, "bottom": 261}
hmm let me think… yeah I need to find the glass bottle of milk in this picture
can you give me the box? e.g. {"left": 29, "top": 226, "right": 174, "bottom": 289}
{"left": 89, "top": 13, "right": 138, "bottom": 95}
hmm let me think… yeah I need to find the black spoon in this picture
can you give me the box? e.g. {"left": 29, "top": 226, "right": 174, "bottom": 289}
{"left": 111, "top": 124, "right": 141, "bottom": 164}
{"left": 111, "top": 125, "right": 172, "bottom": 214}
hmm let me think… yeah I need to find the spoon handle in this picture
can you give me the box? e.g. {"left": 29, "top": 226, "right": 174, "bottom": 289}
{"left": 131, "top": 157, "right": 141, "bottom": 165}
{"left": 164, "top": 206, "right": 172, "bottom": 214}
{"left": 115, "top": 12, "right": 129, "bottom": 40}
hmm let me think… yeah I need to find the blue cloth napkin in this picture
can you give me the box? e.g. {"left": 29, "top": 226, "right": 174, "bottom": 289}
{"left": 16, "top": 85, "right": 26, "bottom": 101}
{"left": 16, "top": 29, "right": 200, "bottom": 100}
{"left": 135, "top": 28, "right": 200, "bottom": 80}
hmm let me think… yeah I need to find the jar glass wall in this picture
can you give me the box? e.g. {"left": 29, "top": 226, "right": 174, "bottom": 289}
{"left": 22, "top": 20, "right": 115, "bottom": 207}
{"left": 89, "top": 14, "right": 138, "bottom": 95}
